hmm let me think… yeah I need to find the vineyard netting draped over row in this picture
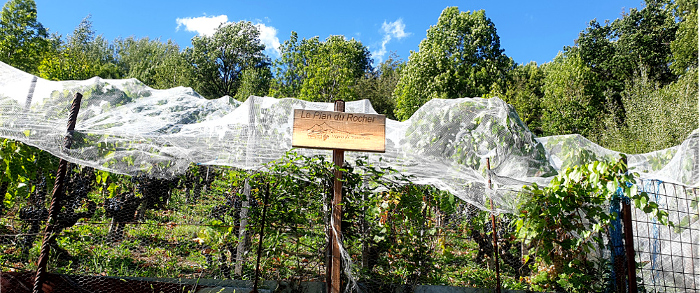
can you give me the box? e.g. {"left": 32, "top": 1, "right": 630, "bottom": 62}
{"left": 0, "top": 60, "right": 698, "bottom": 292}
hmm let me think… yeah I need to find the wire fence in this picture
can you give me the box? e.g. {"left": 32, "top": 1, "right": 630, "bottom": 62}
{"left": 634, "top": 179, "right": 699, "bottom": 292}
{"left": 0, "top": 151, "right": 698, "bottom": 293}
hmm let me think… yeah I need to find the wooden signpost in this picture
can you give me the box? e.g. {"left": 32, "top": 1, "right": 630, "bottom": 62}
{"left": 292, "top": 101, "right": 385, "bottom": 293}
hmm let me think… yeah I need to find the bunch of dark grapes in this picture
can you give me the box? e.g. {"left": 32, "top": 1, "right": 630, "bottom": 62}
{"left": 56, "top": 167, "right": 97, "bottom": 230}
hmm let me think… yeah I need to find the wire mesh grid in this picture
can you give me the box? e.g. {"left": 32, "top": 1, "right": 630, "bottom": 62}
{"left": 634, "top": 179, "right": 699, "bottom": 293}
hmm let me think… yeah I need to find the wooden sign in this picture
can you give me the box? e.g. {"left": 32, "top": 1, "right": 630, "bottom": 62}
{"left": 292, "top": 109, "right": 386, "bottom": 152}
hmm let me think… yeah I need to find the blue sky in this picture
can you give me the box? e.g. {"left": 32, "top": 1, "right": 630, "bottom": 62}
{"left": 33, "top": 0, "right": 643, "bottom": 66}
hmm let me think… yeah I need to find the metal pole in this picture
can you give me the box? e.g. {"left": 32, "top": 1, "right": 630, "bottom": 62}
{"left": 33, "top": 93, "right": 82, "bottom": 293}
{"left": 486, "top": 158, "right": 501, "bottom": 293}
{"left": 327, "top": 100, "right": 345, "bottom": 293}
{"left": 252, "top": 181, "right": 270, "bottom": 293}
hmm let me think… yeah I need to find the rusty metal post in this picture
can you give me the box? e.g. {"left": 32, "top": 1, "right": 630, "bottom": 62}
{"left": 327, "top": 100, "right": 345, "bottom": 293}
{"left": 33, "top": 92, "right": 82, "bottom": 293}
{"left": 252, "top": 181, "right": 270, "bottom": 293}
{"left": 486, "top": 158, "right": 501, "bottom": 293}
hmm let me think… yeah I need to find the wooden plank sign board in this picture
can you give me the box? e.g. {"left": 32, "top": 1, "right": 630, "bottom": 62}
{"left": 292, "top": 109, "right": 386, "bottom": 152}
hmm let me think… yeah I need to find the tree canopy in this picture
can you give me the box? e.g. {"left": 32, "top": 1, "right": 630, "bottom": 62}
{"left": 670, "top": 0, "right": 698, "bottom": 74}
{"left": 355, "top": 53, "right": 404, "bottom": 120}
{"left": 115, "top": 37, "right": 189, "bottom": 89}
{"left": 271, "top": 32, "right": 372, "bottom": 102}
{"left": 38, "top": 15, "right": 119, "bottom": 81}
{"left": 185, "top": 21, "right": 271, "bottom": 100}
{"left": 0, "top": 0, "right": 50, "bottom": 74}
{"left": 576, "top": 0, "right": 678, "bottom": 115}
{"left": 540, "top": 49, "right": 600, "bottom": 137}
{"left": 393, "top": 7, "right": 514, "bottom": 121}
{"left": 487, "top": 62, "right": 544, "bottom": 135}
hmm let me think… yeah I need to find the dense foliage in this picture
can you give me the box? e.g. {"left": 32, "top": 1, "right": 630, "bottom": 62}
{"left": 0, "top": 0, "right": 50, "bottom": 73}
{"left": 114, "top": 37, "right": 189, "bottom": 90}
{"left": 515, "top": 156, "right": 669, "bottom": 292}
{"left": 0, "top": 149, "right": 530, "bottom": 290}
{"left": 393, "top": 7, "right": 514, "bottom": 121}
{"left": 38, "top": 15, "right": 119, "bottom": 81}
{"left": 185, "top": 21, "right": 272, "bottom": 100}
{"left": 271, "top": 32, "right": 372, "bottom": 102}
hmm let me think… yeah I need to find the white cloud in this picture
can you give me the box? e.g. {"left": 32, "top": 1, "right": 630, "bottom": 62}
{"left": 175, "top": 15, "right": 281, "bottom": 58}
{"left": 374, "top": 18, "right": 411, "bottom": 62}
{"left": 254, "top": 23, "right": 281, "bottom": 58}
{"left": 374, "top": 35, "right": 391, "bottom": 62}
{"left": 382, "top": 19, "right": 410, "bottom": 40}
{"left": 176, "top": 15, "right": 229, "bottom": 36}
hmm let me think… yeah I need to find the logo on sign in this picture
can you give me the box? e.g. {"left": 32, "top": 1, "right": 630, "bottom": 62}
{"left": 305, "top": 122, "right": 372, "bottom": 141}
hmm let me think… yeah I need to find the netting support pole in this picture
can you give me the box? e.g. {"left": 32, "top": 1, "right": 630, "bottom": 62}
{"left": 622, "top": 200, "right": 637, "bottom": 292}
{"left": 486, "top": 158, "right": 501, "bottom": 293}
{"left": 327, "top": 100, "right": 345, "bottom": 293}
{"left": 234, "top": 179, "right": 250, "bottom": 277}
{"left": 252, "top": 181, "right": 270, "bottom": 293}
{"left": 622, "top": 157, "right": 637, "bottom": 293}
{"left": 33, "top": 92, "right": 82, "bottom": 293}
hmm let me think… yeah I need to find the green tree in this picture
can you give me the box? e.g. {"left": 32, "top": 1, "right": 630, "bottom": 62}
{"left": 38, "top": 15, "right": 119, "bottom": 80}
{"left": 577, "top": 0, "right": 678, "bottom": 109}
{"left": 670, "top": 0, "right": 698, "bottom": 74}
{"left": 487, "top": 61, "right": 545, "bottom": 135}
{"left": 540, "top": 49, "right": 601, "bottom": 137}
{"left": 270, "top": 31, "right": 306, "bottom": 98}
{"left": 234, "top": 66, "right": 272, "bottom": 101}
{"left": 184, "top": 21, "right": 271, "bottom": 99}
{"left": 299, "top": 35, "right": 371, "bottom": 102}
{"left": 115, "top": 37, "right": 190, "bottom": 89}
{"left": 271, "top": 32, "right": 372, "bottom": 102}
{"left": 0, "top": 0, "right": 50, "bottom": 74}
{"left": 571, "top": 0, "right": 697, "bottom": 152}
{"left": 595, "top": 67, "right": 698, "bottom": 154}
{"left": 355, "top": 52, "right": 404, "bottom": 119}
{"left": 393, "top": 7, "right": 514, "bottom": 121}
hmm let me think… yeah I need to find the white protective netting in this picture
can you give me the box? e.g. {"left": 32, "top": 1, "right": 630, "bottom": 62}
{"left": 0, "top": 61, "right": 698, "bottom": 289}
{"left": 0, "top": 61, "right": 697, "bottom": 212}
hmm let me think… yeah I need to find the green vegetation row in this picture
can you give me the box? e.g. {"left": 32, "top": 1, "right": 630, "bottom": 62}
{"left": 1, "top": 0, "right": 697, "bottom": 154}
{"left": 1, "top": 138, "right": 673, "bottom": 292}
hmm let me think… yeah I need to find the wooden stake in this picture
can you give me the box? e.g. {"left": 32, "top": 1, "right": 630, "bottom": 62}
{"left": 486, "top": 158, "right": 501, "bottom": 293}
{"left": 252, "top": 182, "right": 270, "bottom": 293}
{"left": 621, "top": 157, "right": 638, "bottom": 293}
{"left": 622, "top": 199, "right": 637, "bottom": 292}
{"left": 327, "top": 100, "right": 345, "bottom": 293}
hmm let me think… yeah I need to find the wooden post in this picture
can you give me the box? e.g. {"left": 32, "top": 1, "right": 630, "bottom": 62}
{"left": 622, "top": 199, "right": 637, "bottom": 292}
{"left": 327, "top": 100, "right": 345, "bottom": 293}
{"left": 289, "top": 99, "right": 383, "bottom": 293}
{"left": 621, "top": 157, "right": 638, "bottom": 293}
{"left": 237, "top": 98, "right": 256, "bottom": 277}
{"left": 234, "top": 178, "right": 250, "bottom": 277}
{"left": 33, "top": 93, "right": 82, "bottom": 293}
{"left": 486, "top": 158, "right": 501, "bottom": 293}
{"left": 252, "top": 182, "right": 270, "bottom": 293}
